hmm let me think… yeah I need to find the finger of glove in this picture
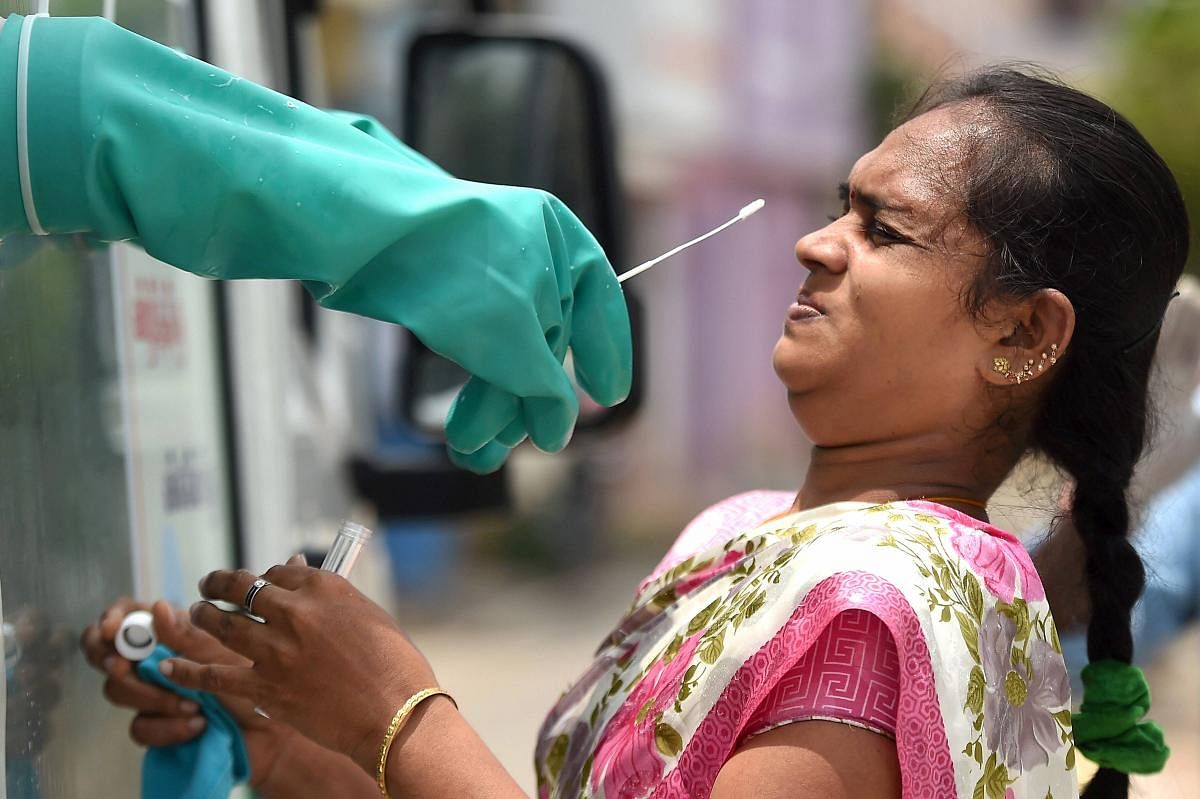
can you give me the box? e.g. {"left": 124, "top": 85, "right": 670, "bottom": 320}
{"left": 523, "top": 393, "right": 578, "bottom": 453}
{"left": 444, "top": 378, "right": 519, "bottom": 455}
{"left": 447, "top": 440, "right": 512, "bottom": 474}
{"left": 495, "top": 418, "right": 528, "bottom": 449}
{"left": 567, "top": 256, "right": 633, "bottom": 407}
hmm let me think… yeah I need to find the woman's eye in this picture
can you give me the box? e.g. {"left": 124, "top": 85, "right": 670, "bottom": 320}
{"left": 866, "top": 222, "right": 905, "bottom": 245}
{"left": 824, "top": 203, "right": 907, "bottom": 246}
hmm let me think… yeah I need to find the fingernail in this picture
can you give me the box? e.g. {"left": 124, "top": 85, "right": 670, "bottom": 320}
{"left": 159, "top": 660, "right": 174, "bottom": 677}
{"left": 187, "top": 716, "right": 206, "bottom": 731}
{"left": 179, "top": 700, "right": 199, "bottom": 714}
{"left": 102, "top": 657, "right": 115, "bottom": 673}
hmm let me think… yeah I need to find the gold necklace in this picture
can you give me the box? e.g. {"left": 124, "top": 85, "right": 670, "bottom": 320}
{"left": 765, "top": 495, "right": 989, "bottom": 524}
{"left": 912, "top": 495, "right": 989, "bottom": 511}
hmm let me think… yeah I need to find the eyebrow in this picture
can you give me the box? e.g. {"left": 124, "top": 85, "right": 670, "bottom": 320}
{"left": 838, "top": 181, "right": 911, "bottom": 215}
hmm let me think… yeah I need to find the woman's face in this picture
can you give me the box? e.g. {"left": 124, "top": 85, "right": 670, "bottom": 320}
{"left": 773, "top": 106, "right": 999, "bottom": 447}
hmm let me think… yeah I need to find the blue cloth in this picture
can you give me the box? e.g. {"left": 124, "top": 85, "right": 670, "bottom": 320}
{"left": 136, "top": 646, "right": 250, "bottom": 799}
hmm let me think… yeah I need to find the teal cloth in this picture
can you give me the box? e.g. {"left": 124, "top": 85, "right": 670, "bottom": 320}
{"left": 136, "top": 646, "right": 250, "bottom": 799}
{"left": 1073, "top": 659, "right": 1170, "bottom": 774}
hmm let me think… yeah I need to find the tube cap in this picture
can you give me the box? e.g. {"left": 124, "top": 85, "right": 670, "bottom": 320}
{"left": 115, "top": 610, "right": 157, "bottom": 662}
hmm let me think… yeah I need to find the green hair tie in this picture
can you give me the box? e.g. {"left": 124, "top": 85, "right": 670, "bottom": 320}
{"left": 1072, "top": 660, "right": 1170, "bottom": 774}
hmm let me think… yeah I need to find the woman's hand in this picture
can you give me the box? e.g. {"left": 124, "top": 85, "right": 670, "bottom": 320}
{"left": 162, "top": 563, "right": 440, "bottom": 772}
{"left": 80, "top": 598, "right": 371, "bottom": 795}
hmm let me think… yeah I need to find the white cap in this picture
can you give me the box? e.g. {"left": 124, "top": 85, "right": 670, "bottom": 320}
{"left": 115, "top": 610, "right": 157, "bottom": 662}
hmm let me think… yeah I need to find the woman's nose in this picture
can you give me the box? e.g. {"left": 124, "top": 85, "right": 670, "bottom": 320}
{"left": 794, "top": 222, "right": 848, "bottom": 274}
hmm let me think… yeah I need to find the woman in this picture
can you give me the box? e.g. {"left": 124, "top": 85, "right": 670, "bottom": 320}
{"left": 84, "top": 68, "right": 1187, "bottom": 798}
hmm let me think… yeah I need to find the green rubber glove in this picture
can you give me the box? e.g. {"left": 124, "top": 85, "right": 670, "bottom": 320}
{"left": 319, "top": 110, "right": 540, "bottom": 469}
{"left": 0, "top": 15, "right": 631, "bottom": 471}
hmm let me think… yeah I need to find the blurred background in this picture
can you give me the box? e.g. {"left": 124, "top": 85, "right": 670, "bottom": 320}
{"left": 0, "top": 0, "right": 1197, "bottom": 796}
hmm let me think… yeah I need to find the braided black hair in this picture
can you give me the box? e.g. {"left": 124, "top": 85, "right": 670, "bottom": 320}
{"left": 907, "top": 68, "right": 1190, "bottom": 798}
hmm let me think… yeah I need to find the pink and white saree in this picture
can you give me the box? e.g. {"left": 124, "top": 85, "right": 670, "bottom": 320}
{"left": 535, "top": 494, "right": 1078, "bottom": 798}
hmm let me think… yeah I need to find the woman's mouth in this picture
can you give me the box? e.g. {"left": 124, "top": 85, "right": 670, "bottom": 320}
{"left": 787, "top": 291, "right": 825, "bottom": 322}
{"left": 787, "top": 302, "right": 823, "bottom": 321}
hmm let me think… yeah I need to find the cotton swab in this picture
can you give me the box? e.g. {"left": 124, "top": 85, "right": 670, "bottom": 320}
{"left": 617, "top": 199, "right": 765, "bottom": 284}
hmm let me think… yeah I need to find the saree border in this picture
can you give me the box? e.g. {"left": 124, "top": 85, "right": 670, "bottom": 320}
{"left": 649, "top": 570, "right": 958, "bottom": 798}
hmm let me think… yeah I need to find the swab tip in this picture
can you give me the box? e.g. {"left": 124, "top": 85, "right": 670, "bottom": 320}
{"left": 738, "top": 198, "right": 766, "bottom": 219}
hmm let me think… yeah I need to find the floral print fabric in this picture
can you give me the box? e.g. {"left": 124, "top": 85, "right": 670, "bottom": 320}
{"left": 534, "top": 496, "right": 1078, "bottom": 799}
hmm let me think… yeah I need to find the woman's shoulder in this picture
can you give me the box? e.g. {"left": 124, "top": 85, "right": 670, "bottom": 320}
{"left": 766, "top": 504, "right": 1072, "bottom": 798}
{"left": 640, "top": 491, "right": 794, "bottom": 592}
{"left": 571, "top": 500, "right": 1072, "bottom": 799}
{"left": 868, "top": 501, "right": 1047, "bottom": 606}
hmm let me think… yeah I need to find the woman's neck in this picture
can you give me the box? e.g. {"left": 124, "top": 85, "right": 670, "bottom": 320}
{"left": 793, "top": 433, "right": 1014, "bottom": 521}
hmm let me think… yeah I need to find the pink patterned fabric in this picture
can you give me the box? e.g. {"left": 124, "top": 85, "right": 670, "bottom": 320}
{"left": 648, "top": 572, "right": 955, "bottom": 799}
{"left": 640, "top": 490, "right": 793, "bottom": 593}
{"left": 918, "top": 501, "right": 1048, "bottom": 603}
{"left": 740, "top": 609, "right": 899, "bottom": 741}
{"left": 590, "top": 634, "right": 704, "bottom": 797}
{"left": 534, "top": 498, "right": 1076, "bottom": 799}
{"left": 649, "top": 494, "right": 905, "bottom": 745}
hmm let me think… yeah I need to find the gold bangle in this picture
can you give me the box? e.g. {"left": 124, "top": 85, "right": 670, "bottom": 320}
{"left": 376, "top": 687, "right": 456, "bottom": 796}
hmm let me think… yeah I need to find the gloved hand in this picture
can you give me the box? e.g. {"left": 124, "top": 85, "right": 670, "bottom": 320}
{"left": 0, "top": 15, "right": 632, "bottom": 470}
{"left": 323, "top": 111, "right": 621, "bottom": 469}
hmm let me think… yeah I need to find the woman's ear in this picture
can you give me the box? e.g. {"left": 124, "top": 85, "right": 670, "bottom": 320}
{"left": 979, "top": 289, "right": 1075, "bottom": 387}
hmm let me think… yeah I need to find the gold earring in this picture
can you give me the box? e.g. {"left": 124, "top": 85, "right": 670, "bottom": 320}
{"left": 1020, "top": 359, "right": 1036, "bottom": 383}
{"left": 1036, "top": 343, "right": 1059, "bottom": 372}
{"left": 993, "top": 354, "right": 1039, "bottom": 384}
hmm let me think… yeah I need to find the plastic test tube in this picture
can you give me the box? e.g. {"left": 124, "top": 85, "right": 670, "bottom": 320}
{"left": 320, "top": 521, "right": 373, "bottom": 578}
{"left": 116, "top": 520, "right": 373, "bottom": 660}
